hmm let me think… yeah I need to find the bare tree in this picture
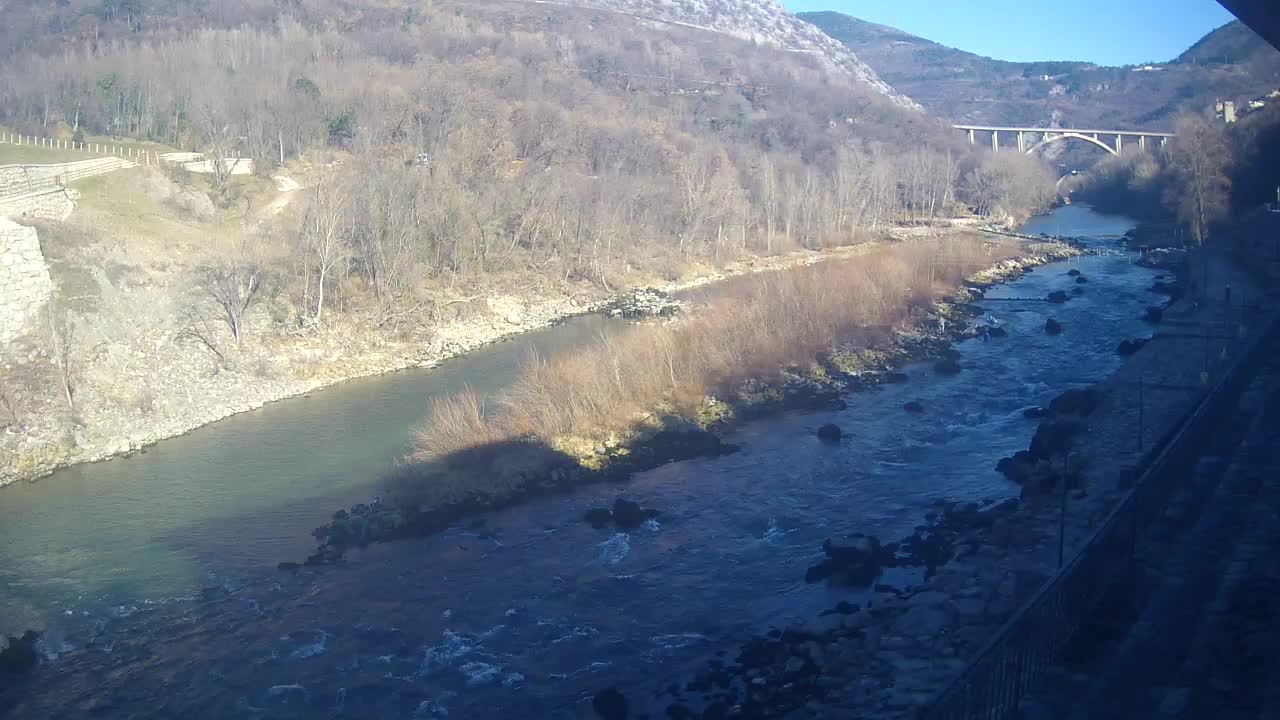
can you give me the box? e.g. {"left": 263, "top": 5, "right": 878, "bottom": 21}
{"left": 1164, "top": 114, "right": 1232, "bottom": 245}
{"left": 195, "top": 105, "right": 246, "bottom": 202}
{"left": 196, "top": 254, "right": 262, "bottom": 344}
{"left": 46, "top": 304, "right": 75, "bottom": 414}
{"left": 177, "top": 304, "right": 227, "bottom": 364}
{"left": 297, "top": 172, "right": 349, "bottom": 326}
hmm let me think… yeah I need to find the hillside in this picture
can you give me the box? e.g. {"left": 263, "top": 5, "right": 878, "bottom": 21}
{"left": 802, "top": 13, "right": 1280, "bottom": 130}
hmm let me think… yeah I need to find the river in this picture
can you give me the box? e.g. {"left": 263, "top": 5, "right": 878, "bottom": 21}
{"left": 0, "top": 205, "right": 1154, "bottom": 718}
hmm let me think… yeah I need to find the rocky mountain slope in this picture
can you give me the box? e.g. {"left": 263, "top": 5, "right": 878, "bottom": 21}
{"left": 535, "top": 0, "right": 920, "bottom": 108}
{"left": 802, "top": 13, "right": 1280, "bottom": 129}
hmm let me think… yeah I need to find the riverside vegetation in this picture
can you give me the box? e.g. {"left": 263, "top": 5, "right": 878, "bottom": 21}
{"left": 0, "top": 0, "right": 1061, "bottom": 485}
{"left": 304, "top": 233, "right": 1080, "bottom": 563}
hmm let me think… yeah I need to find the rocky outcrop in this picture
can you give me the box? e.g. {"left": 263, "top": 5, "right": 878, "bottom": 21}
{"left": 0, "top": 218, "right": 53, "bottom": 344}
{"left": 597, "top": 288, "right": 682, "bottom": 319}
{"left": 1045, "top": 318, "right": 1063, "bottom": 335}
{"left": 0, "top": 630, "right": 39, "bottom": 678}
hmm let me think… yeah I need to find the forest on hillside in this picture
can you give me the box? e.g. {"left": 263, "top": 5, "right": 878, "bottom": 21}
{"left": 0, "top": 0, "right": 1054, "bottom": 307}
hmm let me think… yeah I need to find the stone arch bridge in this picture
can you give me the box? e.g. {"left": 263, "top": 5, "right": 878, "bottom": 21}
{"left": 954, "top": 125, "right": 1176, "bottom": 156}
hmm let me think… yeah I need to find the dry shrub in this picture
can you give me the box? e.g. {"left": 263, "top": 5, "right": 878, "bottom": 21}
{"left": 415, "top": 235, "right": 1012, "bottom": 458}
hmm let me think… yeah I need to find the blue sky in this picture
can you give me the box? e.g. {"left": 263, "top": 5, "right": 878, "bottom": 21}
{"left": 783, "top": 0, "right": 1238, "bottom": 66}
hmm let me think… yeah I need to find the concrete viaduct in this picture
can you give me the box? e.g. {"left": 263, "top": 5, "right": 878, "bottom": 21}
{"left": 954, "top": 125, "right": 1176, "bottom": 156}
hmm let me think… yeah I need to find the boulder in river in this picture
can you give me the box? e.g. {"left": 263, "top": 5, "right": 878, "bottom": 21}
{"left": 903, "top": 400, "right": 926, "bottom": 414}
{"left": 1048, "top": 387, "right": 1102, "bottom": 417}
{"left": 1047, "top": 290, "right": 1069, "bottom": 304}
{"left": 1045, "top": 318, "right": 1063, "bottom": 335}
{"left": 806, "top": 534, "right": 889, "bottom": 586}
{"left": 816, "top": 424, "right": 843, "bottom": 443}
{"left": 0, "top": 631, "right": 39, "bottom": 677}
{"left": 933, "top": 358, "right": 962, "bottom": 376}
{"left": 1072, "top": 286, "right": 1085, "bottom": 296}
{"left": 1067, "top": 269, "right": 1081, "bottom": 276}
{"left": 884, "top": 372, "right": 910, "bottom": 384}
{"left": 1117, "top": 338, "right": 1149, "bottom": 356}
{"left": 601, "top": 289, "right": 681, "bottom": 319}
{"left": 1144, "top": 306, "right": 1164, "bottom": 324}
{"left": 584, "top": 508, "right": 614, "bottom": 529}
{"left": 984, "top": 325, "right": 1008, "bottom": 338}
{"left": 1075, "top": 275, "right": 1089, "bottom": 284}
{"left": 592, "top": 687, "right": 628, "bottom": 720}
{"left": 583, "top": 499, "right": 660, "bottom": 530}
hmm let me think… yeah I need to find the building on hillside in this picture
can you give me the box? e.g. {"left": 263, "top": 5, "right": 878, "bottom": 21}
{"left": 1216, "top": 100, "right": 1238, "bottom": 123}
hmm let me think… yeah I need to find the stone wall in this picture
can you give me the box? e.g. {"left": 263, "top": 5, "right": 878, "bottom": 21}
{"left": 0, "top": 188, "right": 75, "bottom": 222}
{"left": 0, "top": 218, "right": 53, "bottom": 344}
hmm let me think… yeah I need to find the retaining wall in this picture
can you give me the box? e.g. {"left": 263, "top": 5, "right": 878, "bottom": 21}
{"left": 0, "top": 218, "right": 53, "bottom": 344}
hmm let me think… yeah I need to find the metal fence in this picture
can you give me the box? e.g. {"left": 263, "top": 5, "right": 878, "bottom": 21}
{"left": 920, "top": 308, "right": 1280, "bottom": 720}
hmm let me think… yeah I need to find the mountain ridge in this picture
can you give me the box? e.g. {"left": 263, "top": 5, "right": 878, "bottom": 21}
{"left": 802, "top": 12, "right": 1280, "bottom": 129}
{"left": 540, "top": 0, "right": 921, "bottom": 108}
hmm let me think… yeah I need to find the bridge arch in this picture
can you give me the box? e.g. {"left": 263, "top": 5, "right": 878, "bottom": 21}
{"left": 1026, "top": 132, "right": 1118, "bottom": 156}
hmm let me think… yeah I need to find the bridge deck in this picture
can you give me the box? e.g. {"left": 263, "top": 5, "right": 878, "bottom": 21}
{"left": 953, "top": 124, "right": 1176, "bottom": 137}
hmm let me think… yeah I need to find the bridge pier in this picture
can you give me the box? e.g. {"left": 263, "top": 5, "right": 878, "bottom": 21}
{"left": 992, "top": 130, "right": 999, "bottom": 152}
{"left": 1140, "top": 135, "right": 1146, "bottom": 151}
{"left": 969, "top": 128, "right": 975, "bottom": 145}
{"left": 1017, "top": 131, "right": 1026, "bottom": 153}
{"left": 1116, "top": 134, "right": 1123, "bottom": 155}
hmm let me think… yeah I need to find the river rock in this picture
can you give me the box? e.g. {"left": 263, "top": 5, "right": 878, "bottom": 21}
{"left": 611, "top": 498, "right": 656, "bottom": 529}
{"left": 1047, "top": 290, "right": 1069, "bottom": 304}
{"left": 584, "top": 508, "right": 614, "bottom": 529}
{"left": 1075, "top": 275, "right": 1089, "bottom": 284}
{"left": 1045, "top": 318, "right": 1063, "bottom": 335}
{"left": 1048, "top": 387, "right": 1102, "bottom": 416}
{"left": 896, "top": 599, "right": 954, "bottom": 639}
{"left": 997, "top": 451, "right": 1036, "bottom": 484}
{"left": 1030, "top": 418, "right": 1087, "bottom": 460}
{"left": 816, "top": 424, "right": 843, "bottom": 443}
{"left": 1072, "top": 286, "right": 1085, "bottom": 296}
{"left": 1067, "top": 269, "right": 1080, "bottom": 276}
{"left": 933, "top": 358, "right": 962, "bottom": 376}
{"left": 1117, "top": 338, "right": 1148, "bottom": 356}
{"left": 593, "top": 687, "right": 628, "bottom": 720}
{"left": 584, "top": 499, "right": 660, "bottom": 530}
{"left": 984, "top": 325, "right": 1007, "bottom": 338}
{"left": 1144, "top": 306, "right": 1165, "bottom": 323}
{"left": 884, "top": 372, "right": 910, "bottom": 384}
{"left": 903, "top": 400, "right": 925, "bottom": 414}
{"left": 806, "top": 534, "right": 889, "bottom": 586}
{"left": 601, "top": 289, "right": 681, "bottom": 319}
{"left": 0, "top": 631, "right": 39, "bottom": 676}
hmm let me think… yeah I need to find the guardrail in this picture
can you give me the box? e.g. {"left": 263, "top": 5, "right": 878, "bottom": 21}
{"left": 0, "top": 158, "right": 136, "bottom": 203}
{"left": 919, "top": 307, "right": 1280, "bottom": 720}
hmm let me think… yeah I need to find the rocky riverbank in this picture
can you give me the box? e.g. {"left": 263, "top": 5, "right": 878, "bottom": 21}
{"left": 638, "top": 245, "right": 1271, "bottom": 720}
{"left": 300, "top": 240, "right": 1082, "bottom": 565}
